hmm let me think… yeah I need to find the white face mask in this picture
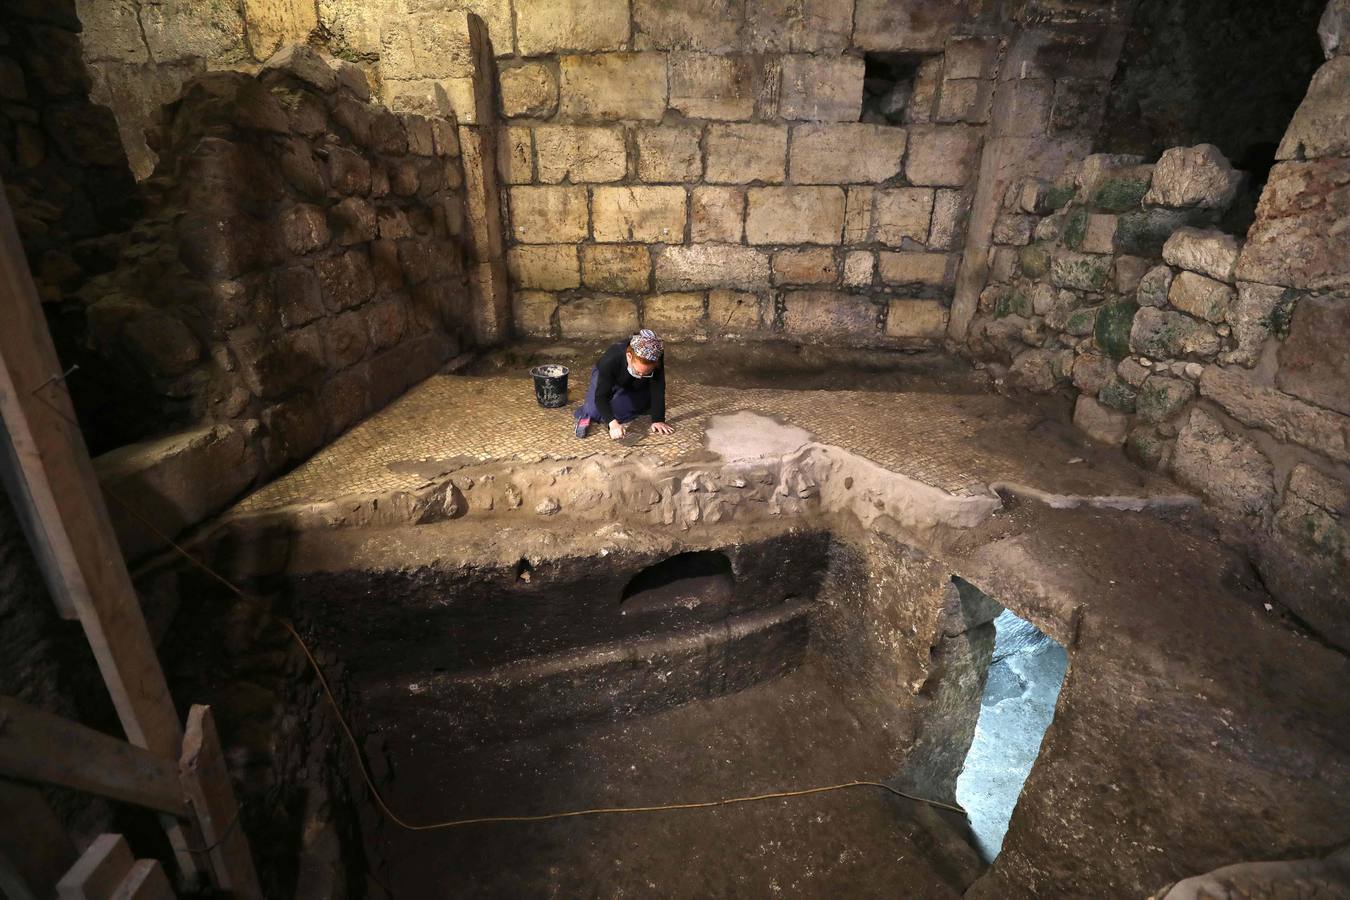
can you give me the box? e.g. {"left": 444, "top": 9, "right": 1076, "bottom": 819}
{"left": 626, "top": 363, "right": 655, "bottom": 379}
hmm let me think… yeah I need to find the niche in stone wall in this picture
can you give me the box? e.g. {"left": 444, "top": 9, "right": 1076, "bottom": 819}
{"left": 861, "top": 53, "right": 927, "bottom": 125}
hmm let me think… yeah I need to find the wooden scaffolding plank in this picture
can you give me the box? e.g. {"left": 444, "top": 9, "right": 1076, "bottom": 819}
{"left": 0, "top": 696, "right": 189, "bottom": 818}
{"left": 0, "top": 184, "right": 212, "bottom": 882}
{"left": 179, "top": 705, "right": 263, "bottom": 900}
{"left": 0, "top": 188, "right": 181, "bottom": 762}
{"left": 56, "top": 834, "right": 134, "bottom": 900}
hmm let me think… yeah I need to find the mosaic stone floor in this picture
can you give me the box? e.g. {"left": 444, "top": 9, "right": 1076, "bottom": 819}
{"left": 232, "top": 375, "right": 1176, "bottom": 513}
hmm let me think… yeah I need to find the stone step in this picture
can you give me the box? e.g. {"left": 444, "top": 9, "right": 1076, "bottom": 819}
{"left": 358, "top": 599, "right": 813, "bottom": 742}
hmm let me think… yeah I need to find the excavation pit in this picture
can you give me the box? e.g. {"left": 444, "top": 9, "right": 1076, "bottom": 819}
{"left": 187, "top": 522, "right": 1047, "bottom": 898}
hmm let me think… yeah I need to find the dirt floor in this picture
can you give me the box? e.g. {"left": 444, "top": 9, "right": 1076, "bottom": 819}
{"left": 365, "top": 663, "right": 972, "bottom": 899}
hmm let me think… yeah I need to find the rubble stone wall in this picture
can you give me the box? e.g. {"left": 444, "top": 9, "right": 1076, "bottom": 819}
{"left": 965, "top": 13, "right": 1350, "bottom": 649}
{"left": 71, "top": 47, "right": 473, "bottom": 537}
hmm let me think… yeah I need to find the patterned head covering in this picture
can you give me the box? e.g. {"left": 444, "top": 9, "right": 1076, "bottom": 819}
{"left": 629, "top": 328, "right": 664, "bottom": 361}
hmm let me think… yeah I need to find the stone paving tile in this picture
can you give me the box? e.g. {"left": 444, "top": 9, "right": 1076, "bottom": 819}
{"left": 234, "top": 375, "right": 1157, "bottom": 512}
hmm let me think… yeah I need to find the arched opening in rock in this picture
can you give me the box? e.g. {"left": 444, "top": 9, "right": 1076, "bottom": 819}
{"left": 956, "top": 606, "right": 1069, "bottom": 862}
{"left": 619, "top": 549, "right": 736, "bottom": 615}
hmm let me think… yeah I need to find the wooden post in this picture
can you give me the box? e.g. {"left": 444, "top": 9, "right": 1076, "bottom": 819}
{"left": 179, "top": 706, "right": 263, "bottom": 899}
{"left": 0, "top": 696, "right": 190, "bottom": 818}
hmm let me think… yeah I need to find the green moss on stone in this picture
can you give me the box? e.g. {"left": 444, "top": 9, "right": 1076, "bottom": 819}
{"left": 1065, "top": 306, "right": 1100, "bottom": 336}
{"left": 1063, "top": 206, "right": 1088, "bottom": 249}
{"left": 996, "top": 290, "right": 1033, "bottom": 319}
{"left": 1019, "top": 243, "right": 1052, "bottom": 279}
{"left": 1093, "top": 300, "right": 1139, "bottom": 359}
{"left": 1099, "top": 377, "right": 1138, "bottom": 412}
{"left": 1090, "top": 177, "right": 1149, "bottom": 212}
{"left": 1043, "top": 183, "right": 1076, "bottom": 211}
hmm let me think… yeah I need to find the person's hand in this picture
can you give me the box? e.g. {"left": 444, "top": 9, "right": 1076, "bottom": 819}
{"left": 609, "top": 420, "right": 626, "bottom": 440}
{"left": 650, "top": 422, "right": 675, "bottom": 435}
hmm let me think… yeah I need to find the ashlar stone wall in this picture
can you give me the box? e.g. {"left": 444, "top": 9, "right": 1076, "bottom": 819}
{"left": 475, "top": 0, "right": 1000, "bottom": 346}
{"left": 967, "top": 6, "right": 1350, "bottom": 651}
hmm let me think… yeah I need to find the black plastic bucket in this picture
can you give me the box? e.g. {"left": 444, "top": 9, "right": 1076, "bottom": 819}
{"left": 530, "top": 364, "right": 569, "bottom": 408}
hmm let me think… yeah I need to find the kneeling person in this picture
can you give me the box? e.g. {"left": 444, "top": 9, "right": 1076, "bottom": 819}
{"left": 574, "top": 329, "right": 675, "bottom": 440}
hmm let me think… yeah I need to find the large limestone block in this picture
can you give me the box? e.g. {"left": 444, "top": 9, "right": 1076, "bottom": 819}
{"left": 669, "top": 53, "right": 756, "bottom": 120}
{"left": 789, "top": 124, "right": 907, "bottom": 184}
{"left": 500, "top": 62, "right": 559, "bottom": 118}
{"left": 1143, "top": 144, "right": 1243, "bottom": 210}
{"left": 885, "top": 299, "right": 948, "bottom": 338}
{"left": 498, "top": 126, "right": 534, "bottom": 184}
{"left": 380, "top": 10, "right": 475, "bottom": 80}
{"left": 517, "top": 0, "right": 630, "bottom": 55}
{"left": 636, "top": 126, "right": 703, "bottom": 182}
{"left": 927, "top": 189, "right": 969, "bottom": 249}
{"left": 1277, "top": 56, "right": 1350, "bottom": 160}
{"left": 784, "top": 291, "right": 880, "bottom": 340}
{"left": 690, "top": 186, "right": 745, "bottom": 242}
{"left": 1276, "top": 295, "right": 1350, "bottom": 416}
{"left": 507, "top": 244, "right": 581, "bottom": 290}
{"left": 140, "top": 0, "right": 245, "bottom": 62}
{"left": 878, "top": 252, "right": 953, "bottom": 288}
{"left": 654, "top": 244, "right": 770, "bottom": 290}
{"left": 643, "top": 292, "right": 707, "bottom": 336}
{"left": 779, "top": 54, "right": 865, "bottom": 121}
{"left": 1236, "top": 158, "right": 1350, "bottom": 290}
{"left": 509, "top": 186, "right": 589, "bottom": 242}
{"left": 1073, "top": 396, "right": 1130, "bottom": 445}
{"left": 710, "top": 289, "right": 767, "bottom": 331}
{"left": 1172, "top": 407, "right": 1275, "bottom": 516}
{"left": 76, "top": 0, "right": 151, "bottom": 62}
{"left": 318, "top": 0, "right": 394, "bottom": 56}
{"left": 704, "top": 123, "right": 787, "bottom": 183}
{"left": 1221, "top": 282, "right": 1289, "bottom": 368}
{"left": 1161, "top": 227, "right": 1240, "bottom": 282}
{"left": 1049, "top": 250, "right": 1111, "bottom": 291}
{"left": 1167, "top": 271, "right": 1233, "bottom": 324}
{"left": 744, "top": 0, "right": 853, "bottom": 52}
{"left": 853, "top": 0, "right": 963, "bottom": 52}
{"left": 533, "top": 125, "right": 627, "bottom": 183}
{"left": 1322, "top": 0, "right": 1350, "bottom": 57}
{"left": 1129, "top": 307, "right": 1221, "bottom": 358}
{"left": 95, "top": 424, "right": 258, "bottom": 559}
{"left": 871, "top": 188, "right": 935, "bottom": 247}
{"left": 559, "top": 53, "right": 668, "bottom": 120}
{"left": 905, "top": 125, "right": 981, "bottom": 187}
{"left": 771, "top": 247, "right": 838, "bottom": 285}
{"left": 582, "top": 244, "right": 653, "bottom": 292}
{"left": 843, "top": 187, "right": 875, "bottom": 244}
{"left": 559, "top": 295, "right": 639, "bottom": 337}
{"left": 591, "top": 186, "right": 687, "bottom": 242}
{"left": 1200, "top": 365, "right": 1350, "bottom": 464}
{"left": 513, "top": 290, "right": 558, "bottom": 336}
{"left": 745, "top": 186, "right": 846, "bottom": 244}
{"left": 633, "top": 0, "right": 742, "bottom": 50}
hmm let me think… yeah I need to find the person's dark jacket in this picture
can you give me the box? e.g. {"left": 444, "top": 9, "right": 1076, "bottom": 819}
{"left": 592, "top": 339, "right": 665, "bottom": 424}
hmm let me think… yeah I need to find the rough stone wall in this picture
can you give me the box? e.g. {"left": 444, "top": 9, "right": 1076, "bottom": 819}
{"left": 966, "top": 12, "right": 1350, "bottom": 650}
{"left": 1095, "top": 0, "right": 1327, "bottom": 169}
{"left": 70, "top": 47, "right": 472, "bottom": 491}
{"left": 451, "top": 0, "right": 1005, "bottom": 346}
{"left": 75, "top": 0, "right": 320, "bottom": 178}
{"left": 0, "top": 0, "right": 140, "bottom": 340}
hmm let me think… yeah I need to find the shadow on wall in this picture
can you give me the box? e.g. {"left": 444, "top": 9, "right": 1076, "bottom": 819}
{"left": 1097, "top": 0, "right": 1326, "bottom": 187}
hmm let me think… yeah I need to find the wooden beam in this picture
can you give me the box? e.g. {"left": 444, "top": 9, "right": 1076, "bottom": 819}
{"left": 56, "top": 834, "right": 134, "bottom": 900}
{"left": 179, "top": 706, "right": 263, "bottom": 899}
{"left": 0, "top": 696, "right": 189, "bottom": 818}
{"left": 0, "top": 184, "right": 203, "bottom": 879}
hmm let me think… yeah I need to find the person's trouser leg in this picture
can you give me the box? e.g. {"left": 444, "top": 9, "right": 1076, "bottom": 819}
{"left": 575, "top": 368, "right": 602, "bottom": 420}
{"left": 609, "top": 382, "right": 651, "bottom": 423}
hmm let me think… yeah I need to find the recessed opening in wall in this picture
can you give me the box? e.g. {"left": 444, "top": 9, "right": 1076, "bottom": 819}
{"left": 620, "top": 550, "right": 735, "bottom": 615}
{"left": 862, "top": 53, "right": 925, "bottom": 125}
{"left": 956, "top": 599, "right": 1069, "bottom": 862}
